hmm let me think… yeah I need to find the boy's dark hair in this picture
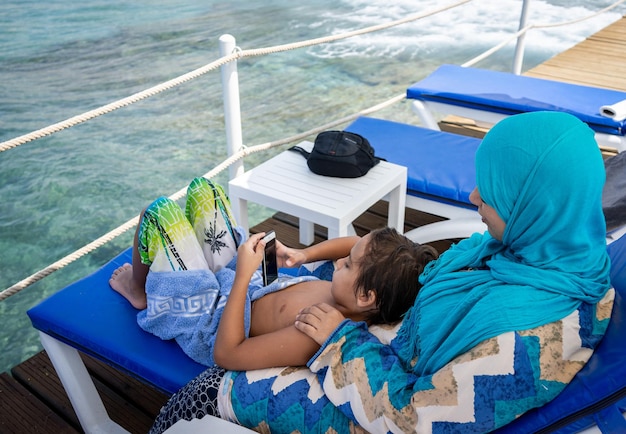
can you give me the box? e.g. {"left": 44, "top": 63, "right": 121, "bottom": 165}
{"left": 355, "top": 227, "right": 439, "bottom": 324}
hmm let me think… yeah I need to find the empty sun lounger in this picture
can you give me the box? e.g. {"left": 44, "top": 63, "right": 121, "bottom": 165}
{"left": 346, "top": 116, "right": 625, "bottom": 244}
{"left": 407, "top": 64, "right": 626, "bottom": 152}
{"left": 345, "top": 116, "right": 486, "bottom": 243}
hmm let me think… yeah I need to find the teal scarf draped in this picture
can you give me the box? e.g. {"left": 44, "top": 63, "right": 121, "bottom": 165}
{"left": 398, "top": 111, "right": 612, "bottom": 376}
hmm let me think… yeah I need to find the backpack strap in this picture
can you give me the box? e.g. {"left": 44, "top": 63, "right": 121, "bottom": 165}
{"left": 288, "top": 145, "right": 310, "bottom": 159}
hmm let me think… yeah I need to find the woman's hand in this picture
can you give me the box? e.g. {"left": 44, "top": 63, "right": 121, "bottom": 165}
{"left": 276, "top": 240, "right": 307, "bottom": 268}
{"left": 295, "top": 303, "right": 346, "bottom": 345}
{"left": 235, "top": 232, "right": 266, "bottom": 280}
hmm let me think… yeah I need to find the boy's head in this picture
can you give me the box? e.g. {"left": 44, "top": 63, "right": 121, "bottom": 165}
{"left": 356, "top": 227, "right": 438, "bottom": 324}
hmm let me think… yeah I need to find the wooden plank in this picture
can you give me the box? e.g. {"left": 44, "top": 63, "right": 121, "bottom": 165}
{"left": 525, "top": 17, "right": 626, "bottom": 91}
{"left": 11, "top": 351, "right": 160, "bottom": 434}
{"left": 272, "top": 212, "right": 330, "bottom": 239}
{"left": 527, "top": 60, "right": 626, "bottom": 79}
{"left": 89, "top": 377, "right": 157, "bottom": 434}
{"left": 525, "top": 64, "right": 626, "bottom": 90}
{"left": 10, "top": 352, "right": 79, "bottom": 429}
{"left": 569, "top": 40, "right": 626, "bottom": 56}
{"left": 82, "top": 354, "right": 169, "bottom": 417}
{"left": 526, "top": 72, "right": 626, "bottom": 91}
{"left": 0, "top": 372, "right": 79, "bottom": 434}
{"left": 535, "top": 50, "right": 626, "bottom": 75}
{"left": 251, "top": 216, "right": 328, "bottom": 248}
{"left": 544, "top": 48, "right": 626, "bottom": 68}
{"left": 589, "top": 21, "right": 626, "bottom": 41}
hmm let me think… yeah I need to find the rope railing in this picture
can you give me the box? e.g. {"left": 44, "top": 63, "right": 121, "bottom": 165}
{"left": 0, "top": 54, "right": 237, "bottom": 153}
{"left": 533, "top": 0, "right": 626, "bottom": 28}
{"left": 0, "top": 0, "right": 471, "bottom": 154}
{"left": 2, "top": 0, "right": 624, "bottom": 299}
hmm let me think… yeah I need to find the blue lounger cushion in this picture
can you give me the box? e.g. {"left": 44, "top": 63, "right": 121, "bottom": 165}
{"left": 494, "top": 233, "right": 626, "bottom": 433}
{"left": 27, "top": 247, "right": 206, "bottom": 395}
{"left": 345, "top": 116, "right": 479, "bottom": 208}
{"left": 407, "top": 64, "right": 626, "bottom": 136}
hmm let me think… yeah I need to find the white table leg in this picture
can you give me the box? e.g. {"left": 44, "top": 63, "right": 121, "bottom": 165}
{"left": 386, "top": 183, "right": 406, "bottom": 234}
{"left": 327, "top": 223, "right": 356, "bottom": 241}
{"left": 39, "top": 332, "right": 128, "bottom": 434}
{"left": 231, "top": 196, "right": 249, "bottom": 235}
{"left": 299, "top": 219, "right": 315, "bottom": 245}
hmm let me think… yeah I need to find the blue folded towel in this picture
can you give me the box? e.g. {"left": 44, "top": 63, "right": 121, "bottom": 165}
{"left": 138, "top": 256, "right": 321, "bottom": 366}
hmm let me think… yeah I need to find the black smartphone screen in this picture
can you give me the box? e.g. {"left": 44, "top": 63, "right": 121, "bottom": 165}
{"left": 262, "top": 231, "right": 278, "bottom": 286}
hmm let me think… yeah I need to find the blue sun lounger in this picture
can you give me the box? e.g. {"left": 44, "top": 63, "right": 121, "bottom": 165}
{"left": 27, "top": 248, "right": 207, "bottom": 433}
{"left": 495, "top": 233, "right": 626, "bottom": 434}
{"left": 27, "top": 227, "right": 626, "bottom": 433}
{"left": 27, "top": 247, "right": 255, "bottom": 433}
{"left": 345, "top": 116, "right": 487, "bottom": 243}
{"left": 407, "top": 64, "right": 626, "bottom": 152}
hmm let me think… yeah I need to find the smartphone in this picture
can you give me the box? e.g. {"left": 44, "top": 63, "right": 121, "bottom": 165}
{"left": 262, "top": 230, "right": 278, "bottom": 286}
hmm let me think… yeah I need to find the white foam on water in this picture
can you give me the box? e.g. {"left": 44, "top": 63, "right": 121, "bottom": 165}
{"left": 308, "top": 0, "right": 626, "bottom": 60}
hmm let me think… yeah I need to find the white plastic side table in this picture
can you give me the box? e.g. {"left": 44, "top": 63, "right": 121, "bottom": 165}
{"left": 228, "top": 141, "right": 407, "bottom": 245}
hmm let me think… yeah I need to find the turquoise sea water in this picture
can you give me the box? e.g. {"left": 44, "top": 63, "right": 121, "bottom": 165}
{"left": 1, "top": 0, "right": 625, "bottom": 373}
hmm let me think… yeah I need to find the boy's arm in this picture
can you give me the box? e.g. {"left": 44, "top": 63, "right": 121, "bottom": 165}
{"left": 214, "top": 233, "right": 319, "bottom": 370}
{"left": 278, "top": 235, "right": 360, "bottom": 268}
{"left": 215, "top": 322, "right": 320, "bottom": 370}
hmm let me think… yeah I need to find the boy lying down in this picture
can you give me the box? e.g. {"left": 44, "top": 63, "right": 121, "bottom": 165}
{"left": 109, "top": 177, "right": 437, "bottom": 370}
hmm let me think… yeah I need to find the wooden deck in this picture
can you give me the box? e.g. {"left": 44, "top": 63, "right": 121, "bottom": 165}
{"left": 525, "top": 16, "right": 626, "bottom": 91}
{"left": 2, "top": 15, "right": 626, "bottom": 434}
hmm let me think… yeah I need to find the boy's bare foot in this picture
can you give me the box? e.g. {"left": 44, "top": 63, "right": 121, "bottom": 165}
{"left": 109, "top": 263, "right": 147, "bottom": 310}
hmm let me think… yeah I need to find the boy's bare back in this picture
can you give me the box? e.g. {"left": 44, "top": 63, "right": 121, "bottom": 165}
{"left": 249, "top": 280, "right": 334, "bottom": 337}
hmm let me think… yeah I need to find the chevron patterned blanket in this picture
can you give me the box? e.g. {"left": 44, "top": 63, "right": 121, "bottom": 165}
{"left": 218, "top": 289, "right": 614, "bottom": 433}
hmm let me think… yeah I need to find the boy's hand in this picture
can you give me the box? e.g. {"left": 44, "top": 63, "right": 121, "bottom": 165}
{"left": 295, "top": 303, "right": 346, "bottom": 345}
{"left": 276, "top": 240, "right": 307, "bottom": 268}
{"left": 235, "top": 232, "right": 266, "bottom": 279}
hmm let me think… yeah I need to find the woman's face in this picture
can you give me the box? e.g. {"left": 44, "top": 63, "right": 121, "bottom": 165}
{"left": 469, "top": 188, "right": 506, "bottom": 241}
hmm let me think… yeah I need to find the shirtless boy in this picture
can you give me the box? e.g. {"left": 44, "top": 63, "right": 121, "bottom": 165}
{"left": 110, "top": 177, "right": 437, "bottom": 370}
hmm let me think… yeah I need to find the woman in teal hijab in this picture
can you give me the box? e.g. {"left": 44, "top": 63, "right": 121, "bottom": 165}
{"left": 298, "top": 110, "right": 611, "bottom": 374}
{"left": 396, "top": 110, "right": 612, "bottom": 375}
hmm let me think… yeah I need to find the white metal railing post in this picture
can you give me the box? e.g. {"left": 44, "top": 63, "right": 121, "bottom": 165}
{"left": 219, "top": 34, "right": 244, "bottom": 180}
{"left": 512, "top": 0, "right": 531, "bottom": 74}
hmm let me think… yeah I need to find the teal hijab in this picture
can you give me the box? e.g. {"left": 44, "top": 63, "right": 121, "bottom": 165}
{"left": 397, "top": 111, "right": 611, "bottom": 376}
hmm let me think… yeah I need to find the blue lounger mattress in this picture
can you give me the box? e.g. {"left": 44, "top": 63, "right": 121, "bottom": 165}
{"left": 494, "top": 233, "right": 626, "bottom": 433}
{"left": 407, "top": 64, "right": 626, "bottom": 136}
{"left": 345, "top": 116, "right": 479, "bottom": 208}
{"left": 27, "top": 247, "right": 206, "bottom": 394}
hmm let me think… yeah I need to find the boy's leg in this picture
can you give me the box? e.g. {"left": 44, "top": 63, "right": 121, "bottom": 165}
{"left": 131, "top": 214, "right": 150, "bottom": 289}
{"left": 139, "top": 196, "right": 209, "bottom": 272}
{"left": 185, "top": 177, "right": 239, "bottom": 272}
{"left": 109, "top": 217, "right": 152, "bottom": 309}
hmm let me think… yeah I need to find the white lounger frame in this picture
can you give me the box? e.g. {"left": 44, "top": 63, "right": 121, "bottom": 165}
{"left": 412, "top": 100, "right": 626, "bottom": 153}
